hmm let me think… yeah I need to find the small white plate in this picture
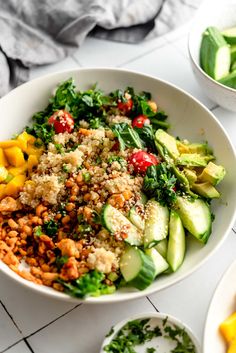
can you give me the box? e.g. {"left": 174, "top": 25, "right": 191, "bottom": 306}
{"left": 203, "top": 259, "right": 236, "bottom": 353}
{"left": 100, "top": 312, "right": 201, "bottom": 353}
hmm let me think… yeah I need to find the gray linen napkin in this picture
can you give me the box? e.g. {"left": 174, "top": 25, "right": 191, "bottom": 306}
{"left": 0, "top": 0, "right": 201, "bottom": 97}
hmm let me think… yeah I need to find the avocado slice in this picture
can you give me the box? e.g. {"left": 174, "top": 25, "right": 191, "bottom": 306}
{"left": 198, "top": 161, "right": 226, "bottom": 186}
{"left": 183, "top": 168, "right": 197, "bottom": 185}
{"left": 155, "top": 129, "right": 180, "bottom": 159}
{"left": 176, "top": 153, "right": 214, "bottom": 167}
{"left": 191, "top": 182, "right": 220, "bottom": 199}
{"left": 177, "top": 141, "right": 213, "bottom": 155}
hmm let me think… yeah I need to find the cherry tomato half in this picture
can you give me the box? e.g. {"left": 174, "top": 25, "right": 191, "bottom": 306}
{"left": 129, "top": 150, "right": 159, "bottom": 173}
{"left": 117, "top": 99, "right": 133, "bottom": 115}
{"left": 48, "top": 110, "right": 74, "bottom": 134}
{"left": 132, "top": 115, "right": 150, "bottom": 128}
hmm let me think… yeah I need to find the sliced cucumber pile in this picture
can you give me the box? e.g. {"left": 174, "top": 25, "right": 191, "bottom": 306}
{"left": 102, "top": 204, "right": 143, "bottom": 246}
{"left": 145, "top": 248, "right": 169, "bottom": 277}
{"left": 120, "top": 246, "right": 156, "bottom": 290}
{"left": 129, "top": 207, "right": 145, "bottom": 231}
{"left": 200, "top": 25, "right": 236, "bottom": 88}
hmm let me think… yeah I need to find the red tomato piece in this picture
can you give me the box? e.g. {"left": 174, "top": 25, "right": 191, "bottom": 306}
{"left": 129, "top": 151, "right": 159, "bottom": 173}
{"left": 48, "top": 110, "right": 74, "bottom": 134}
{"left": 132, "top": 115, "right": 150, "bottom": 128}
{"left": 117, "top": 99, "right": 133, "bottom": 114}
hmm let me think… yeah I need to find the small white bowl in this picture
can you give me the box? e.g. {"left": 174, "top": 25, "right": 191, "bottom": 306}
{"left": 100, "top": 312, "right": 201, "bottom": 353}
{"left": 188, "top": 1, "right": 236, "bottom": 112}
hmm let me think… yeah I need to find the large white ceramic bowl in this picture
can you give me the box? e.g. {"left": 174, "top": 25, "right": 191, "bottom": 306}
{"left": 188, "top": 0, "right": 236, "bottom": 112}
{"left": 0, "top": 68, "right": 235, "bottom": 303}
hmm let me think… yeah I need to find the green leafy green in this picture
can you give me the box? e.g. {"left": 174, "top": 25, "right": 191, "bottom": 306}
{"left": 58, "top": 270, "right": 116, "bottom": 298}
{"left": 143, "top": 163, "right": 177, "bottom": 206}
{"left": 104, "top": 319, "right": 161, "bottom": 353}
{"left": 164, "top": 325, "right": 196, "bottom": 353}
{"left": 112, "top": 123, "right": 143, "bottom": 150}
{"left": 43, "top": 219, "right": 58, "bottom": 237}
{"left": 146, "top": 348, "right": 156, "bottom": 353}
{"left": 55, "top": 255, "right": 69, "bottom": 270}
{"left": 34, "top": 226, "right": 43, "bottom": 237}
{"left": 134, "top": 125, "right": 157, "bottom": 153}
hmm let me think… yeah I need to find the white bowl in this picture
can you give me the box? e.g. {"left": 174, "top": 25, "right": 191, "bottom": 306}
{"left": 100, "top": 312, "right": 201, "bottom": 353}
{"left": 0, "top": 68, "right": 235, "bottom": 303}
{"left": 203, "top": 259, "right": 236, "bottom": 353}
{"left": 188, "top": 1, "right": 236, "bottom": 112}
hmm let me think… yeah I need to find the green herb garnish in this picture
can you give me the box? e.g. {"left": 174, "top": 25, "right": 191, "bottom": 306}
{"left": 34, "top": 226, "right": 43, "bottom": 237}
{"left": 112, "top": 123, "right": 143, "bottom": 151}
{"left": 43, "top": 219, "right": 58, "bottom": 237}
{"left": 58, "top": 270, "right": 116, "bottom": 298}
{"left": 143, "top": 163, "right": 177, "bottom": 206}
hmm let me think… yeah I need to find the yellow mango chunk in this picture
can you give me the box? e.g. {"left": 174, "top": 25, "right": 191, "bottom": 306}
{"left": 26, "top": 145, "right": 43, "bottom": 158}
{"left": 0, "top": 140, "right": 21, "bottom": 148}
{"left": 228, "top": 336, "right": 236, "bottom": 353}
{"left": 0, "top": 166, "right": 8, "bottom": 182}
{"left": 0, "top": 184, "right": 6, "bottom": 199}
{"left": 4, "top": 175, "right": 26, "bottom": 197}
{"left": 8, "top": 164, "right": 28, "bottom": 176}
{"left": 17, "top": 131, "right": 36, "bottom": 151}
{"left": 220, "top": 312, "right": 236, "bottom": 343}
{"left": 27, "top": 155, "right": 38, "bottom": 172}
{"left": 0, "top": 148, "right": 8, "bottom": 166}
{"left": 4, "top": 146, "right": 25, "bottom": 167}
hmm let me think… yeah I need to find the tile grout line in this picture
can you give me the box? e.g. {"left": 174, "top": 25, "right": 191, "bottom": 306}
{"left": 25, "top": 303, "right": 82, "bottom": 340}
{"left": 23, "top": 338, "right": 34, "bottom": 353}
{"left": 146, "top": 296, "right": 159, "bottom": 312}
{"left": 1, "top": 338, "right": 23, "bottom": 353}
{"left": 0, "top": 300, "right": 22, "bottom": 334}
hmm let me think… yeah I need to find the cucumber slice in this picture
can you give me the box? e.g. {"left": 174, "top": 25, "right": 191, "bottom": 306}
{"left": 102, "top": 204, "right": 143, "bottom": 246}
{"left": 120, "top": 247, "right": 156, "bottom": 290}
{"left": 144, "top": 200, "right": 169, "bottom": 247}
{"left": 155, "top": 238, "right": 168, "bottom": 258}
{"left": 140, "top": 192, "right": 148, "bottom": 205}
{"left": 218, "top": 70, "right": 236, "bottom": 89}
{"left": 230, "top": 45, "right": 236, "bottom": 63}
{"left": 200, "top": 26, "right": 230, "bottom": 80}
{"left": 129, "top": 207, "right": 145, "bottom": 231}
{"left": 167, "top": 210, "right": 186, "bottom": 272}
{"left": 222, "top": 26, "right": 236, "bottom": 45}
{"left": 174, "top": 196, "right": 212, "bottom": 244}
{"left": 145, "top": 248, "right": 169, "bottom": 277}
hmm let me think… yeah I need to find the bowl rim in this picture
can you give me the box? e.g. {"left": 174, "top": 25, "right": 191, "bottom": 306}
{"left": 100, "top": 311, "right": 201, "bottom": 353}
{"left": 0, "top": 66, "right": 236, "bottom": 304}
{"left": 188, "top": 22, "right": 236, "bottom": 93}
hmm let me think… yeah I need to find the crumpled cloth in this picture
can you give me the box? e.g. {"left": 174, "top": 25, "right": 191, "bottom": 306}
{"left": 0, "top": 0, "right": 201, "bottom": 97}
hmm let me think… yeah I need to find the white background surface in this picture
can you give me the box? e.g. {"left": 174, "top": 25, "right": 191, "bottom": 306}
{"left": 0, "top": 19, "right": 236, "bottom": 353}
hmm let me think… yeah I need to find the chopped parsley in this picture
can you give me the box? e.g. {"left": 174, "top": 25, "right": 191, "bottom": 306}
{"left": 43, "top": 219, "right": 58, "bottom": 237}
{"left": 34, "top": 226, "right": 43, "bottom": 237}
{"left": 82, "top": 171, "right": 91, "bottom": 182}
{"left": 143, "top": 163, "right": 177, "bottom": 206}
{"left": 55, "top": 255, "right": 69, "bottom": 270}
{"left": 103, "top": 318, "right": 196, "bottom": 353}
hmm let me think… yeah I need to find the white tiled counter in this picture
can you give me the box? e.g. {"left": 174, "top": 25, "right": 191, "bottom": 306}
{"left": 0, "top": 22, "right": 235, "bottom": 353}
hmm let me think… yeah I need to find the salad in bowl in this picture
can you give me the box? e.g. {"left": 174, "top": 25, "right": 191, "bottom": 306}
{"left": 0, "top": 77, "right": 226, "bottom": 299}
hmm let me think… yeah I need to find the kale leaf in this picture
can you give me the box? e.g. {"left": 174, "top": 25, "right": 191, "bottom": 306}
{"left": 111, "top": 123, "right": 143, "bottom": 150}
{"left": 58, "top": 270, "right": 116, "bottom": 298}
{"left": 143, "top": 163, "right": 177, "bottom": 206}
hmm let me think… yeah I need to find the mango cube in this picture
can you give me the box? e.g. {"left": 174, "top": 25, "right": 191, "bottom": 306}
{"left": 228, "top": 336, "right": 236, "bottom": 353}
{"left": 27, "top": 155, "right": 38, "bottom": 172}
{"left": 8, "top": 164, "right": 28, "bottom": 176}
{"left": 0, "top": 148, "right": 8, "bottom": 166}
{"left": 0, "top": 184, "right": 6, "bottom": 199}
{"left": 17, "top": 131, "right": 36, "bottom": 151}
{"left": 0, "top": 140, "right": 21, "bottom": 148}
{"left": 0, "top": 166, "right": 8, "bottom": 182}
{"left": 26, "top": 145, "right": 43, "bottom": 158}
{"left": 4, "top": 146, "right": 25, "bottom": 167}
{"left": 4, "top": 175, "right": 26, "bottom": 197}
{"left": 220, "top": 312, "right": 236, "bottom": 343}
